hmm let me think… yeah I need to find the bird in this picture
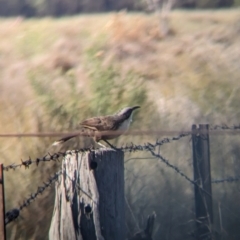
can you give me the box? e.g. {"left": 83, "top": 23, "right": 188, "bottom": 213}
{"left": 52, "top": 106, "right": 140, "bottom": 148}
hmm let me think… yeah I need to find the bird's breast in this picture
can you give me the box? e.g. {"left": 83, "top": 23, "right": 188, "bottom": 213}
{"left": 117, "top": 118, "right": 132, "bottom": 132}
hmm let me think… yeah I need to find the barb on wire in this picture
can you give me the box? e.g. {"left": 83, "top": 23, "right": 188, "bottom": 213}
{"left": 146, "top": 148, "right": 213, "bottom": 198}
{"left": 147, "top": 148, "right": 196, "bottom": 185}
{"left": 5, "top": 170, "right": 62, "bottom": 225}
{"left": 212, "top": 175, "right": 240, "bottom": 183}
{"left": 209, "top": 124, "right": 240, "bottom": 131}
{"left": 3, "top": 149, "right": 93, "bottom": 171}
{"left": 120, "top": 132, "right": 191, "bottom": 152}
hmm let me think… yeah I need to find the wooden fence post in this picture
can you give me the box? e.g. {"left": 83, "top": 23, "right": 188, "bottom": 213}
{"left": 0, "top": 164, "right": 6, "bottom": 240}
{"left": 49, "top": 149, "right": 125, "bottom": 240}
{"left": 192, "top": 124, "right": 213, "bottom": 240}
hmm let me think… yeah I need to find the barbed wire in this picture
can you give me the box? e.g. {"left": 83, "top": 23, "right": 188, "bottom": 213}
{"left": 3, "top": 127, "right": 240, "bottom": 225}
{"left": 3, "top": 132, "right": 190, "bottom": 172}
{"left": 142, "top": 147, "right": 217, "bottom": 200}
{"left": 3, "top": 123, "right": 240, "bottom": 234}
{"left": 145, "top": 145, "right": 240, "bottom": 186}
{"left": 3, "top": 149, "right": 92, "bottom": 171}
{"left": 147, "top": 146, "right": 240, "bottom": 185}
{"left": 209, "top": 124, "right": 240, "bottom": 130}
{"left": 5, "top": 170, "right": 62, "bottom": 225}
{"left": 120, "top": 132, "right": 191, "bottom": 152}
{"left": 147, "top": 148, "right": 196, "bottom": 185}
{"left": 5, "top": 164, "right": 101, "bottom": 225}
{"left": 4, "top": 145, "right": 240, "bottom": 227}
{"left": 212, "top": 176, "right": 240, "bottom": 183}
{"left": 123, "top": 139, "right": 240, "bottom": 186}
{"left": 4, "top": 138, "right": 240, "bottom": 188}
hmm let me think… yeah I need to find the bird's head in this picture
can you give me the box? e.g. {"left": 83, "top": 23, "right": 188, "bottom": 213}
{"left": 117, "top": 106, "right": 140, "bottom": 120}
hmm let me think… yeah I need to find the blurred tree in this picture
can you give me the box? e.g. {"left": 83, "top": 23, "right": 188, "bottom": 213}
{"left": 195, "top": 0, "right": 233, "bottom": 8}
{"left": 144, "top": 0, "right": 176, "bottom": 37}
{"left": 235, "top": 0, "right": 240, "bottom": 5}
{"left": 0, "top": 0, "right": 236, "bottom": 17}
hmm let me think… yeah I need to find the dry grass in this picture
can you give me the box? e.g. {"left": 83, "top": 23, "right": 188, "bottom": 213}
{"left": 1, "top": 9, "right": 240, "bottom": 239}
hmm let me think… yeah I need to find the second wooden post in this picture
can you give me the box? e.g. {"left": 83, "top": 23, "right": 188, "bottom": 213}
{"left": 192, "top": 124, "right": 213, "bottom": 240}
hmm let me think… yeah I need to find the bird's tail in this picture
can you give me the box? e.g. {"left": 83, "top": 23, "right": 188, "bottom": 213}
{"left": 52, "top": 134, "right": 80, "bottom": 146}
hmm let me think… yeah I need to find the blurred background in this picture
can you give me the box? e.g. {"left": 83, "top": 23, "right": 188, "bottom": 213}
{"left": 1, "top": 0, "right": 240, "bottom": 239}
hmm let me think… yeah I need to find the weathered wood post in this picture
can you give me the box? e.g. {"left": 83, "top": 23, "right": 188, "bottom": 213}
{"left": 49, "top": 149, "right": 125, "bottom": 240}
{"left": 192, "top": 124, "right": 213, "bottom": 240}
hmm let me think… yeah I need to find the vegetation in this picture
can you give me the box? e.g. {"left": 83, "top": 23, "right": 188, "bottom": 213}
{"left": 1, "top": 9, "right": 240, "bottom": 239}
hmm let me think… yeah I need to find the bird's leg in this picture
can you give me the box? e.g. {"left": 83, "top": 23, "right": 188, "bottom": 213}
{"left": 102, "top": 139, "right": 118, "bottom": 150}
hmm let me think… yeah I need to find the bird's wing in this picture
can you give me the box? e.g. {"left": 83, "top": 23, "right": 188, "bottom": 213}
{"left": 80, "top": 116, "right": 118, "bottom": 131}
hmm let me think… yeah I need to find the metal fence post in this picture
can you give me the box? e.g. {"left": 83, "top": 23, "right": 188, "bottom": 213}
{"left": 0, "top": 164, "right": 6, "bottom": 240}
{"left": 192, "top": 124, "right": 213, "bottom": 240}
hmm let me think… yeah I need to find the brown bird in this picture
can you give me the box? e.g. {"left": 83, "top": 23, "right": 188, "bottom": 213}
{"left": 52, "top": 106, "right": 140, "bottom": 148}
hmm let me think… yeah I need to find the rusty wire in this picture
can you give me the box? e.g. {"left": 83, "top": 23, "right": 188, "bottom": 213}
{"left": 0, "top": 124, "right": 240, "bottom": 139}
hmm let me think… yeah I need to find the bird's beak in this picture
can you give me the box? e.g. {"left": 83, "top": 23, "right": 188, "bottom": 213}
{"left": 132, "top": 106, "right": 140, "bottom": 111}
